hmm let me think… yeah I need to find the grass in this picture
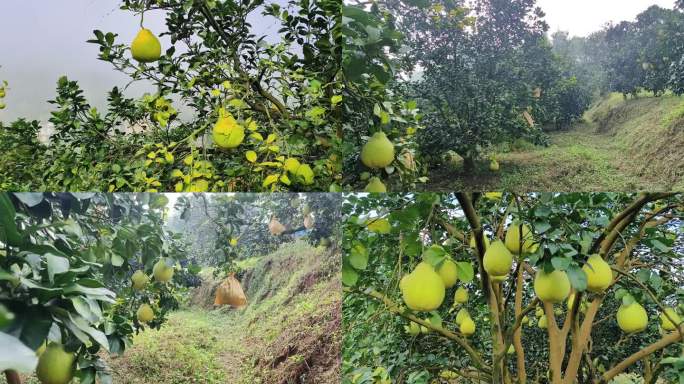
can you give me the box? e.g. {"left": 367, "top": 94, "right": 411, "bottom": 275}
{"left": 424, "top": 93, "right": 684, "bottom": 191}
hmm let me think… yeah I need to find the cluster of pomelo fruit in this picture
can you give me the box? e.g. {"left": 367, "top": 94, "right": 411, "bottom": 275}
{"left": 398, "top": 220, "right": 683, "bottom": 339}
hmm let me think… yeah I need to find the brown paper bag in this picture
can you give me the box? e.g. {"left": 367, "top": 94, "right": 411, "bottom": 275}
{"left": 214, "top": 274, "right": 248, "bottom": 308}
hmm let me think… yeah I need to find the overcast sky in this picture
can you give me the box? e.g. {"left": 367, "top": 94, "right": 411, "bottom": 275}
{"left": 537, "top": 0, "right": 677, "bottom": 37}
{"left": 0, "top": 0, "right": 284, "bottom": 123}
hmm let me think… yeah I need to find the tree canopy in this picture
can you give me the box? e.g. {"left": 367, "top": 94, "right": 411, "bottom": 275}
{"left": 342, "top": 192, "right": 684, "bottom": 384}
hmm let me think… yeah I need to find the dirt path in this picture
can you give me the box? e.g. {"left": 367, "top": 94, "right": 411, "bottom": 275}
{"left": 423, "top": 122, "right": 665, "bottom": 191}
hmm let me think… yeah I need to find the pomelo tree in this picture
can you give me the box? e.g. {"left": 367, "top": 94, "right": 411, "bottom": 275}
{"left": 342, "top": 192, "right": 684, "bottom": 383}
{"left": 0, "top": 193, "right": 196, "bottom": 384}
{"left": 1, "top": 0, "right": 341, "bottom": 192}
{"left": 342, "top": 3, "right": 424, "bottom": 192}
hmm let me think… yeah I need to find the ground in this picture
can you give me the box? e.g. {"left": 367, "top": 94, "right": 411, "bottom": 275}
{"left": 423, "top": 93, "right": 684, "bottom": 192}
{"left": 7, "top": 241, "right": 341, "bottom": 384}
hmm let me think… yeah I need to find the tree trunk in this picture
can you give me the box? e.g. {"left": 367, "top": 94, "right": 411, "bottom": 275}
{"left": 4, "top": 370, "right": 21, "bottom": 384}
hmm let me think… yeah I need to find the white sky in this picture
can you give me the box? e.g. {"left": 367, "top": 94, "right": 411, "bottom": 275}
{"left": 537, "top": 0, "right": 677, "bottom": 37}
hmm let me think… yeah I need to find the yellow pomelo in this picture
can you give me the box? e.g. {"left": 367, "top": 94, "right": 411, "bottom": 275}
{"left": 153, "top": 259, "right": 174, "bottom": 282}
{"left": 483, "top": 240, "right": 513, "bottom": 276}
{"left": 538, "top": 315, "right": 548, "bottom": 329}
{"left": 582, "top": 254, "right": 612, "bottom": 293}
{"left": 507, "top": 345, "right": 515, "bottom": 354}
{"left": 534, "top": 269, "right": 571, "bottom": 303}
{"left": 454, "top": 287, "right": 469, "bottom": 304}
{"left": 400, "top": 262, "right": 445, "bottom": 312}
{"left": 437, "top": 259, "right": 458, "bottom": 288}
{"left": 367, "top": 218, "right": 391, "bottom": 234}
{"left": 131, "top": 270, "right": 149, "bottom": 290}
{"left": 456, "top": 308, "right": 470, "bottom": 325}
{"left": 406, "top": 321, "right": 421, "bottom": 336}
{"left": 420, "top": 325, "right": 429, "bottom": 334}
{"left": 535, "top": 307, "right": 544, "bottom": 318}
{"left": 213, "top": 113, "right": 245, "bottom": 149}
{"left": 469, "top": 233, "right": 490, "bottom": 250}
{"left": 489, "top": 159, "right": 500, "bottom": 172}
{"left": 504, "top": 223, "right": 534, "bottom": 254}
{"left": 36, "top": 343, "right": 75, "bottom": 384}
{"left": 131, "top": 28, "right": 161, "bottom": 63}
{"left": 137, "top": 303, "right": 154, "bottom": 323}
{"left": 361, "top": 132, "right": 395, "bottom": 169}
{"left": 617, "top": 302, "right": 648, "bottom": 333}
{"left": 660, "top": 308, "right": 682, "bottom": 331}
{"left": 365, "top": 177, "right": 387, "bottom": 193}
{"left": 521, "top": 315, "right": 529, "bottom": 325}
{"left": 460, "top": 316, "right": 476, "bottom": 336}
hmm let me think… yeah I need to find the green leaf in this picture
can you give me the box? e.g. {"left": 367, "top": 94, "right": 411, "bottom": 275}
{"left": 566, "top": 265, "right": 587, "bottom": 291}
{"left": 349, "top": 242, "right": 369, "bottom": 270}
{"left": 46, "top": 253, "right": 70, "bottom": 283}
{"left": 342, "top": 265, "right": 359, "bottom": 286}
{"left": 455, "top": 262, "right": 474, "bottom": 283}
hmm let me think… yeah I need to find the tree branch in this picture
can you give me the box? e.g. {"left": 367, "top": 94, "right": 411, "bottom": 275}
{"left": 597, "top": 325, "right": 684, "bottom": 383}
{"left": 346, "top": 287, "right": 492, "bottom": 374}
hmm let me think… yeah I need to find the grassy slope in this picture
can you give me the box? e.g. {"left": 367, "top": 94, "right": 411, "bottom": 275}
{"left": 108, "top": 240, "right": 341, "bottom": 384}
{"left": 424, "top": 93, "right": 684, "bottom": 191}
{"left": 9, "top": 241, "right": 340, "bottom": 384}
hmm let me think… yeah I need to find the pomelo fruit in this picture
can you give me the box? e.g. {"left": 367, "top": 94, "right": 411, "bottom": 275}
{"left": 456, "top": 308, "right": 470, "bottom": 325}
{"left": 153, "top": 259, "right": 174, "bottom": 282}
{"left": 212, "top": 113, "right": 244, "bottom": 149}
{"left": 460, "top": 316, "right": 476, "bottom": 336}
{"left": 483, "top": 241, "right": 513, "bottom": 276}
{"left": 35, "top": 343, "right": 75, "bottom": 384}
{"left": 582, "top": 254, "right": 612, "bottom": 293}
{"left": 617, "top": 302, "right": 648, "bottom": 333}
{"left": 437, "top": 259, "right": 458, "bottom": 288}
{"left": 504, "top": 223, "right": 534, "bottom": 254}
{"left": 360, "top": 132, "right": 395, "bottom": 169}
{"left": 365, "top": 177, "right": 387, "bottom": 193}
{"left": 469, "top": 233, "right": 490, "bottom": 250}
{"left": 454, "top": 287, "right": 469, "bottom": 304}
{"left": 489, "top": 159, "right": 500, "bottom": 172}
{"left": 660, "top": 307, "right": 682, "bottom": 331}
{"left": 131, "top": 270, "right": 149, "bottom": 290}
{"left": 137, "top": 303, "right": 154, "bottom": 323}
{"left": 131, "top": 28, "right": 161, "bottom": 63}
{"left": 400, "top": 262, "right": 445, "bottom": 312}
{"left": 534, "top": 269, "right": 571, "bottom": 303}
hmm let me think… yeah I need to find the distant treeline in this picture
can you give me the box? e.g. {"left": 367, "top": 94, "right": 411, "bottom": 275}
{"left": 553, "top": 4, "right": 684, "bottom": 98}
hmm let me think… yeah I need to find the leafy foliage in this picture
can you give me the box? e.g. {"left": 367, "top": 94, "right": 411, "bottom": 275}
{"left": 0, "top": 193, "right": 196, "bottom": 382}
{"left": 342, "top": 192, "right": 684, "bottom": 383}
{"left": 0, "top": 0, "right": 342, "bottom": 192}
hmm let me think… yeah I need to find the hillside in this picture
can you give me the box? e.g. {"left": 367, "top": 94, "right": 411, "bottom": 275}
{"left": 8, "top": 241, "right": 341, "bottom": 384}
{"left": 425, "top": 93, "right": 684, "bottom": 191}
